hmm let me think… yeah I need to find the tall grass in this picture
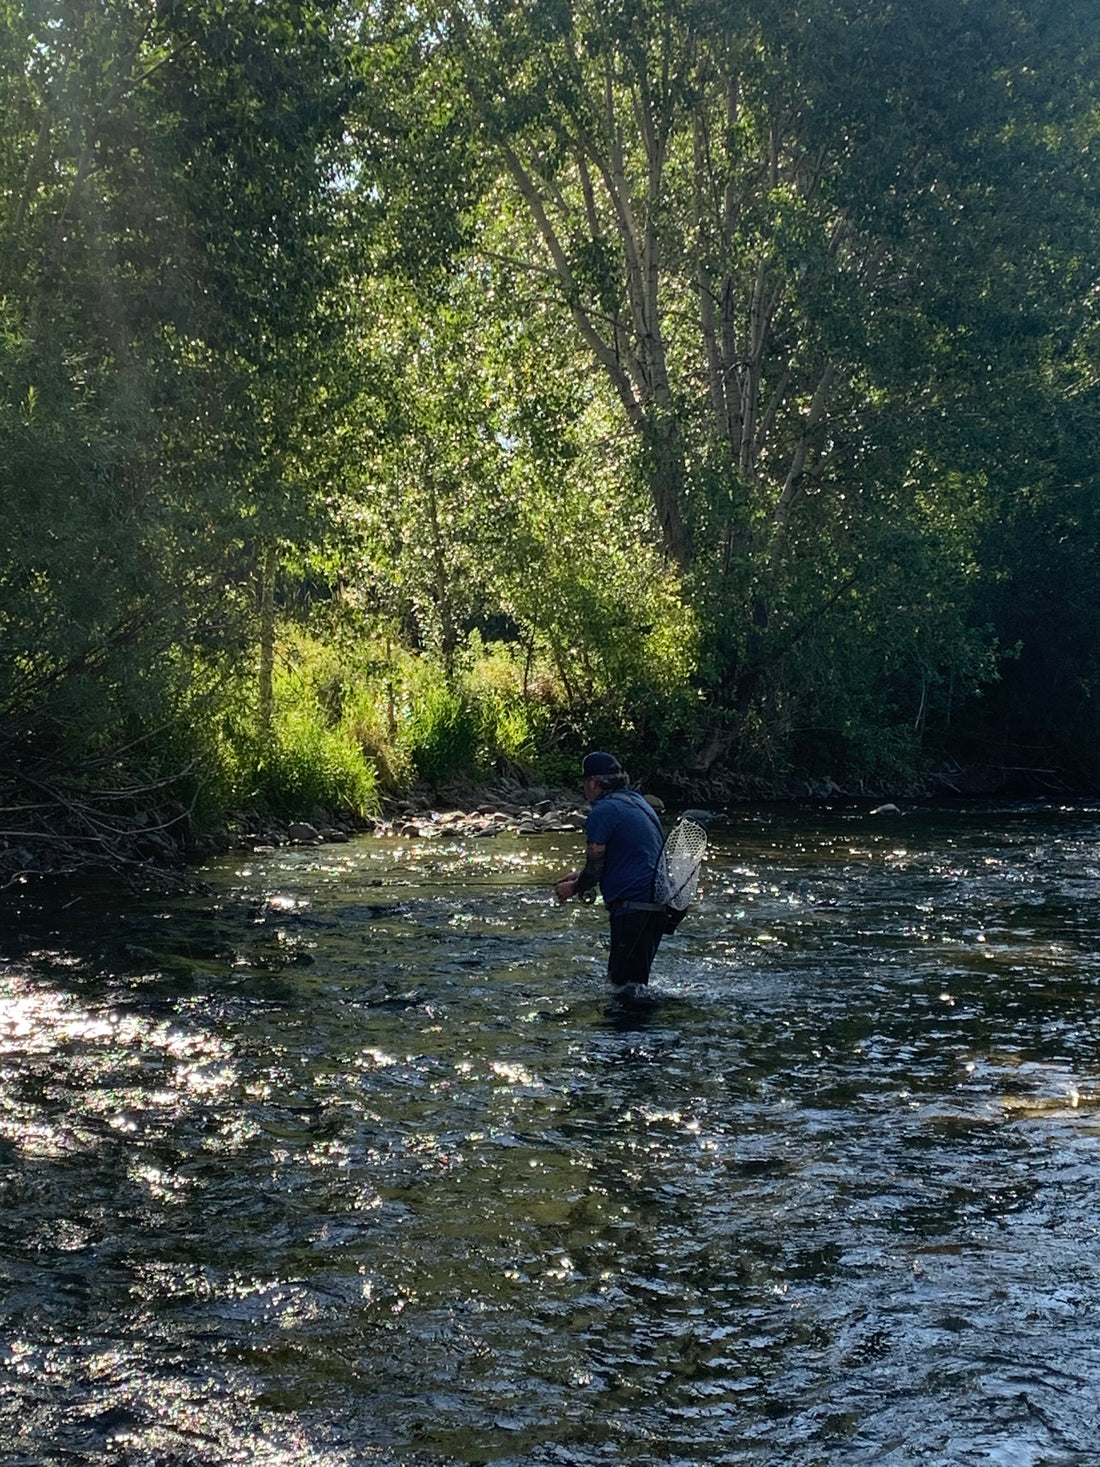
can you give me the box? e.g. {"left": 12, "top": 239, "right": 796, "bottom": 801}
{"left": 238, "top": 710, "right": 379, "bottom": 819}
{"left": 199, "top": 624, "right": 698, "bottom": 824}
{"left": 209, "top": 634, "right": 380, "bottom": 820}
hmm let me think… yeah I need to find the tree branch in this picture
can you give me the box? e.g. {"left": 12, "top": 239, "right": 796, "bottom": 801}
{"left": 497, "top": 141, "right": 643, "bottom": 425}
{"left": 773, "top": 363, "right": 839, "bottom": 528}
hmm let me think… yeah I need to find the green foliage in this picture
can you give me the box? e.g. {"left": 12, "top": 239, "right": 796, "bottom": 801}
{"left": 218, "top": 635, "right": 380, "bottom": 819}
{"left": 6, "top": 0, "right": 1100, "bottom": 866}
{"left": 390, "top": 641, "right": 553, "bottom": 785}
{"left": 457, "top": 638, "right": 551, "bottom": 768}
{"left": 0, "top": 0, "right": 369, "bottom": 848}
{"left": 347, "top": 262, "right": 704, "bottom": 779}
{"left": 401, "top": 673, "right": 485, "bottom": 785}
{"left": 960, "top": 374, "right": 1100, "bottom": 780}
{"left": 377, "top": 0, "right": 1100, "bottom": 785}
{"left": 235, "top": 713, "right": 379, "bottom": 821}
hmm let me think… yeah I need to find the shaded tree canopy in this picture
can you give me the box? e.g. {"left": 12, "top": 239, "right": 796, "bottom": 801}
{"left": 366, "top": 0, "right": 1100, "bottom": 772}
{"left": 3, "top": 0, "right": 1100, "bottom": 874}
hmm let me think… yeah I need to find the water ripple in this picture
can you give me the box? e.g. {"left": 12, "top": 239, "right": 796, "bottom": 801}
{"left": 2, "top": 804, "right": 1100, "bottom": 1463}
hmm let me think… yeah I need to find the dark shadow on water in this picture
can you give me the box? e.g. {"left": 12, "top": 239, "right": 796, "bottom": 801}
{"left": 601, "top": 982, "right": 692, "bottom": 1032}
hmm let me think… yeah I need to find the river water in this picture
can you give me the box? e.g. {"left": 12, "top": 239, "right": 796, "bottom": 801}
{"left": 2, "top": 801, "right": 1100, "bottom": 1466}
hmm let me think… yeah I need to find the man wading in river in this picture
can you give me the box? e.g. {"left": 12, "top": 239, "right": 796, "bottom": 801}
{"left": 554, "top": 752, "right": 666, "bottom": 995}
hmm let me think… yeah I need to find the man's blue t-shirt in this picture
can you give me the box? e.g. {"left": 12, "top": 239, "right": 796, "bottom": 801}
{"left": 585, "top": 790, "right": 665, "bottom": 905}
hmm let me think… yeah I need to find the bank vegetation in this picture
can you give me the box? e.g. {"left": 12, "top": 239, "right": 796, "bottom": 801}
{"left": 3, "top": 0, "right": 1100, "bottom": 876}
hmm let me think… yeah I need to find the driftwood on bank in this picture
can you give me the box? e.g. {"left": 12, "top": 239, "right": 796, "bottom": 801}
{"left": 0, "top": 769, "right": 198, "bottom": 886}
{"left": 1, "top": 754, "right": 1083, "bottom": 889}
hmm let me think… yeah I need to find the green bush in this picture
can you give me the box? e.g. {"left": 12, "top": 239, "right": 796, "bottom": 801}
{"left": 241, "top": 711, "right": 378, "bottom": 819}
{"left": 212, "top": 634, "right": 380, "bottom": 820}
{"left": 402, "top": 678, "right": 484, "bottom": 784}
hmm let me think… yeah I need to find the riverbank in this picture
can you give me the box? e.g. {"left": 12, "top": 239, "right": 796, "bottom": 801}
{"left": 162, "top": 755, "right": 1088, "bottom": 862}
{"left": 223, "top": 775, "right": 603, "bottom": 854}
{"left": 0, "top": 780, "right": 596, "bottom": 885}
{"left": 0, "top": 756, "right": 1082, "bottom": 887}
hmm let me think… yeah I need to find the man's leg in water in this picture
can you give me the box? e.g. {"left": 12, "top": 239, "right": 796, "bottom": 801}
{"left": 607, "top": 910, "right": 665, "bottom": 990}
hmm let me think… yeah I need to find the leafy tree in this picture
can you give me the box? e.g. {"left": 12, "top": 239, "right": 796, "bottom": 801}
{"left": 343, "top": 254, "right": 698, "bottom": 769}
{"left": 0, "top": 0, "right": 366, "bottom": 856}
{"left": 379, "top": 0, "right": 1100, "bottom": 774}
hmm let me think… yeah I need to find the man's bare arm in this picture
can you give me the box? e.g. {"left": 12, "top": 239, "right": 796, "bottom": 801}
{"left": 554, "top": 842, "right": 607, "bottom": 901}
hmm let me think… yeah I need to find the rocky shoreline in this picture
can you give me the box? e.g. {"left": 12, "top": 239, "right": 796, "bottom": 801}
{"left": 226, "top": 777, "right": 619, "bottom": 853}
{"left": 0, "top": 758, "right": 1084, "bottom": 886}
{"left": 224, "top": 755, "right": 1077, "bottom": 856}
{"left": 221, "top": 755, "right": 1085, "bottom": 858}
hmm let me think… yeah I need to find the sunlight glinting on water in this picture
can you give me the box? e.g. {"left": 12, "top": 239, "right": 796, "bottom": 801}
{"left": 4, "top": 805, "right": 1100, "bottom": 1463}
{"left": 0, "top": 974, "right": 242, "bottom": 1164}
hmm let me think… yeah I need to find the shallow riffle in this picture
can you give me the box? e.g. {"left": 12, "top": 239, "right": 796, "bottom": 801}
{"left": 2, "top": 801, "right": 1099, "bottom": 1465}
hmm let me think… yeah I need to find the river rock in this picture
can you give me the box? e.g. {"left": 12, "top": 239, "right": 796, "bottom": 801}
{"left": 288, "top": 822, "right": 321, "bottom": 843}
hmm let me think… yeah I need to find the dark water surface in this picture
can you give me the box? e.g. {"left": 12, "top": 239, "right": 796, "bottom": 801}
{"left": 3, "top": 803, "right": 1100, "bottom": 1466}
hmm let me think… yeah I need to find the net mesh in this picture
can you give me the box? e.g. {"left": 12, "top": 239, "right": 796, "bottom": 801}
{"left": 653, "top": 818, "right": 708, "bottom": 910}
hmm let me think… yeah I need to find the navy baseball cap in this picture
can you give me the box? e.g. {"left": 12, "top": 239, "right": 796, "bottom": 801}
{"left": 582, "top": 751, "right": 622, "bottom": 777}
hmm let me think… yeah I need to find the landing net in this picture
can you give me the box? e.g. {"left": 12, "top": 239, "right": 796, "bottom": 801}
{"left": 653, "top": 817, "right": 708, "bottom": 911}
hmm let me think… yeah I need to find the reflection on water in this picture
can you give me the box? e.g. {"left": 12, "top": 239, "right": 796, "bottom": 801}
{"left": 3, "top": 803, "right": 1100, "bottom": 1464}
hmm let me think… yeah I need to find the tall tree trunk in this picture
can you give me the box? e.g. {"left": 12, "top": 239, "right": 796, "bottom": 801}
{"left": 495, "top": 133, "right": 694, "bottom": 569}
{"left": 640, "top": 409, "right": 693, "bottom": 570}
